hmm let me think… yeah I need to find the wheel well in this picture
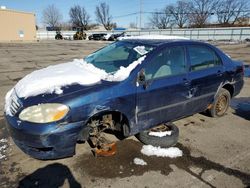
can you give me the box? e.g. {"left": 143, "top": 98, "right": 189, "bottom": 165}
{"left": 87, "top": 111, "right": 130, "bottom": 134}
{"left": 222, "top": 84, "right": 234, "bottom": 98}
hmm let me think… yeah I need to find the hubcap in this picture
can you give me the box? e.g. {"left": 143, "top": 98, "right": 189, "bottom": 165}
{"left": 150, "top": 124, "right": 171, "bottom": 132}
{"left": 215, "top": 95, "right": 228, "bottom": 116}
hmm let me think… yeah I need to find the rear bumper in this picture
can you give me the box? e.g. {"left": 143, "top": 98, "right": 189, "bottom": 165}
{"left": 5, "top": 115, "right": 86, "bottom": 160}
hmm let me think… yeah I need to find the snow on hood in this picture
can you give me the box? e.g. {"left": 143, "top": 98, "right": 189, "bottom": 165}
{"left": 119, "top": 35, "right": 189, "bottom": 40}
{"left": 15, "top": 59, "right": 108, "bottom": 98}
{"left": 5, "top": 56, "right": 146, "bottom": 116}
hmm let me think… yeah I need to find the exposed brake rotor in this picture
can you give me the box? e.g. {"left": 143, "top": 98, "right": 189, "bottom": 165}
{"left": 88, "top": 117, "right": 117, "bottom": 157}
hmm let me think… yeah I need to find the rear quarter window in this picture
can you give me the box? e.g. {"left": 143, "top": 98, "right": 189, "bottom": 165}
{"left": 188, "top": 45, "right": 222, "bottom": 71}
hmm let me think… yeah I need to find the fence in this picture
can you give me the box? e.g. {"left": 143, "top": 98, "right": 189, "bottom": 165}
{"left": 37, "top": 27, "right": 250, "bottom": 41}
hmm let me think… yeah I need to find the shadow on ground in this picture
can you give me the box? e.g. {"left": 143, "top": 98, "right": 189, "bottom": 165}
{"left": 231, "top": 97, "right": 250, "bottom": 120}
{"left": 74, "top": 139, "right": 250, "bottom": 188}
{"left": 18, "top": 163, "right": 81, "bottom": 188}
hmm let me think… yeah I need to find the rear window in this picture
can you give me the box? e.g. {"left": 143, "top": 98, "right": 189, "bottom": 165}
{"left": 188, "top": 45, "right": 221, "bottom": 71}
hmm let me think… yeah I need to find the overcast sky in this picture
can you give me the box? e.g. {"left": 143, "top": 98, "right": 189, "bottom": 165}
{"left": 0, "top": 0, "right": 177, "bottom": 27}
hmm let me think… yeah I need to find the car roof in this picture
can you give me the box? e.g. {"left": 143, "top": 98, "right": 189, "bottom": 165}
{"left": 122, "top": 39, "right": 206, "bottom": 47}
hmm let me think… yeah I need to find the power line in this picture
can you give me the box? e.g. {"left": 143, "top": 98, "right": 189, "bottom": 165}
{"left": 113, "top": 12, "right": 138, "bottom": 18}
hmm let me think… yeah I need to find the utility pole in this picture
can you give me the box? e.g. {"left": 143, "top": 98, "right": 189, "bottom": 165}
{"left": 139, "top": 0, "right": 143, "bottom": 29}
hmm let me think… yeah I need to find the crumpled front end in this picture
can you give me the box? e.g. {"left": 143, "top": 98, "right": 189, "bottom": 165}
{"left": 5, "top": 114, "right": 86, "bottom": 160}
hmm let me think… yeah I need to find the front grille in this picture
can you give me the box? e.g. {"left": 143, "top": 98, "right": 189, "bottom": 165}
{"left": 9, "top": 92, "right": 22, "bottom": 116}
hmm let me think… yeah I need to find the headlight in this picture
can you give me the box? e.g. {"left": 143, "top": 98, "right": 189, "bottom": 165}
{"left": 19, "top": 103, "right": 69, "bottom": 123}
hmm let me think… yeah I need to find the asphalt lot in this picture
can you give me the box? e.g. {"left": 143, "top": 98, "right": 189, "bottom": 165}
{"left": 0, "top": 40, "right": 250, "bottom": 188}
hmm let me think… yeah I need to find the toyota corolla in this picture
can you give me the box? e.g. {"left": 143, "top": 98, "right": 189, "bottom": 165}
{"left": 4, "top": 36, "right": 244, "bottom": 159}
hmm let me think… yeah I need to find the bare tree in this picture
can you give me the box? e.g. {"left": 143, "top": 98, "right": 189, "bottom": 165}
{"left": 215, "top": 0, "right": 249, "bottom": 26}
{"left": 188, "top": 0, "right": 218, "bottom": 27}
{"left": 69, "top": 5, "right": 90, "bottom": 30}
{"left": 149, "top": 7, "right": 173, "bottom": 29}
{"left": 168, "top": 1, "right": 192, "bottom": 28}
{"left": 95, "top": 2, "right": 114, "bottom": 30}
{"left": 42, "top": 4, "right": 62, "bottom": 28}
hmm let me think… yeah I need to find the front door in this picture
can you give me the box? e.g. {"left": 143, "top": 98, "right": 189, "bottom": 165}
{"left": 136, "top": 45, "right": 190, "bottom": 130}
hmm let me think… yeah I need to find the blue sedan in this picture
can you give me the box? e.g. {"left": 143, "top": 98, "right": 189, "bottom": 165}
{"left": 4, "top": 38, "right": 244, "bottom": 159}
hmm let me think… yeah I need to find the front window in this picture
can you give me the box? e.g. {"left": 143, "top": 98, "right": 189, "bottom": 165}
{"left": 85, "top": 41, "right": 154, "bottom": 73}
{"left": 144, "top": 46, "right": 186, "bottom": 80}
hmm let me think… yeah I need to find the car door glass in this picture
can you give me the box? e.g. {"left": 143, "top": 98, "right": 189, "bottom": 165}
{"left": 188, "top": 46, "right": 222, "bottom": 71}
{"left": 145, "top": 46, "right": 186, "bottom": 80}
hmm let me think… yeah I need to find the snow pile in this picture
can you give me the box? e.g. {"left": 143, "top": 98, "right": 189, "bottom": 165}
{"left": 141, "top": 145, "right": 182, "bottom": 158}
{"left": 133, "top": 158, "right": 147, "bottom": 166}
{"left": 119, "top": 35, "right": 189, "bottom": 41}
{"left": 148, "top": 130, "right": 172, "bottom": 137}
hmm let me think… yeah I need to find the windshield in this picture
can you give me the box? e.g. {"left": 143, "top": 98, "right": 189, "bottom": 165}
{"left": 84, "top": 41, "right": 154, "bottom": 73}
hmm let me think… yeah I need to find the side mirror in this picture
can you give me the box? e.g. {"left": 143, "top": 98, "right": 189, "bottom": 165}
{"left": 137, "top": 69, "right": 149, "bottom": 89}
{"left": 138, "top": 69, "right": 146, "bottom": 83}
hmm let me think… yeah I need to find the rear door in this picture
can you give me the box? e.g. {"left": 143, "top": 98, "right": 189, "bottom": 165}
{"left": 186, "top": 44, "right": 224, "bottom": 113}
{"left": 136, "top": 45, "right": 190, "bottom": 130}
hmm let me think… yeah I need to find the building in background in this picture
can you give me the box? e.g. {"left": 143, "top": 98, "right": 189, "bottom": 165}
{"left": 0, "top": 6, "right": 36, "bottom": 41}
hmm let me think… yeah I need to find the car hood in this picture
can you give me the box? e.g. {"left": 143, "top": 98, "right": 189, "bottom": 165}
{"left": 18, "top": 81, "right": 116, "bottom": 106}
{"left": 14, "top": 59, "right": 108, "bottom": 99}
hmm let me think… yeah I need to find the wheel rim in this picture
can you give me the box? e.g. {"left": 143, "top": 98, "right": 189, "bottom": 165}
{"left": 215, "top": 94, "right": 228, "bottom": 116}
{"left": 149, "top": 124, "right": 171, "bottom": 133}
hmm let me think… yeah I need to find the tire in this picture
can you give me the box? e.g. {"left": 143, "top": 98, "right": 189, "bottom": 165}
{"left": 208, "top": 88, "right": 231, "bottom": 117}
{"left": 136, "top": 122, "right": 179, "bottom": 148}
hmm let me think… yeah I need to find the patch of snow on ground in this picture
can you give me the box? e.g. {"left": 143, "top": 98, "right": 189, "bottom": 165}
{"left": 0, "top": 153, "right": 6, "bottom": 160}
{"left": 0, "top": 138, "right": 8, "bottom": 143}
{"left": 133, "top": 158, "right": 147, "bottom": 166}
{"left": 0, "top": 139, "right": 8, "bottom": 160}
{"left": 148, "top": 130, "right": 172, "bottom": 137}
{"left": 119, "top": 35, "right": 189, "bottom": 41}
{"left": 141, "top": 145, "right": 183, "bottom": 158}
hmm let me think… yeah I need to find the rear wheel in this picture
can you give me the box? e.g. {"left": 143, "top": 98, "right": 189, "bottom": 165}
{"left": 208, "top": 88, "right": 231, "bottom": 117}
{"left": 136, "top": 123, "right": 179, "bottom": 148}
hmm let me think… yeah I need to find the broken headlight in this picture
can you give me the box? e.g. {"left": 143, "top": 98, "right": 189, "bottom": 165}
{"left": 19, "top": 103, "right": 69, "bottom": 123}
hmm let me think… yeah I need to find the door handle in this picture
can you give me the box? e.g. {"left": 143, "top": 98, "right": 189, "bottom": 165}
{"left": 217, "top": 70, "right": 223, "bottom": 76}
{"left": 183, "top": 78, "right": 190, "bottom": 86}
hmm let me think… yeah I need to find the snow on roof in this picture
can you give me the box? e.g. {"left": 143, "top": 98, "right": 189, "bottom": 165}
{"left": 141, "top": 145, "right": 183, "bottom": 158}
{"left": 119, "top": 35, "right": 189, "bottom": 41}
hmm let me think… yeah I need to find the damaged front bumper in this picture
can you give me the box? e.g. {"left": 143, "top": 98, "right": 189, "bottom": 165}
{"left": 5, "top": 115, "right": 86, "bottom": 160}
